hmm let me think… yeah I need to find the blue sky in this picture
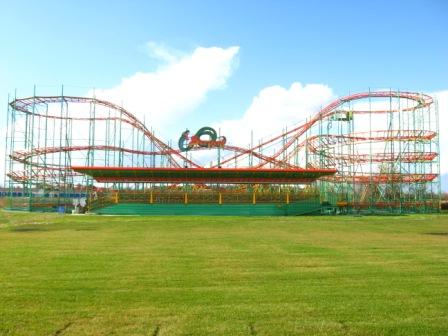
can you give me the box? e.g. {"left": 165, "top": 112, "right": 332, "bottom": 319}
{"left": 1, "top": 0, "right": 448, "bottom": 182}
{"left": 1, "top": 0, "right": 447, "bottom": 100}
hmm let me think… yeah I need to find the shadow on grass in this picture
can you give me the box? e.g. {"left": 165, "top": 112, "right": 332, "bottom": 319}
{"left": 8, "top": 225, "right": 98, "bottom": 233}
{"left": 424, "top": 232, "right": 448, "bottom": 236}
{"left": 53, "top": 322, "right": 72, "bottom": 336}
{"left": 8, "top": 226, "right": 49, "bottom": 232}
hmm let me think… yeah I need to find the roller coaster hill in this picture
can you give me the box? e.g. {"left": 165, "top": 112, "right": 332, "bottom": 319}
{"left": 4, "top": 88, "right": 441, "bottom": 215}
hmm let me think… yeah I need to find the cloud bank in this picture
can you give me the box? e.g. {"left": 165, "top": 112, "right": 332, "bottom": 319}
{"left": 214, "top": 82, "right": 336, "bottom": 148}
{"left": 93, "top": 43, "right": 240, "bottom": 130}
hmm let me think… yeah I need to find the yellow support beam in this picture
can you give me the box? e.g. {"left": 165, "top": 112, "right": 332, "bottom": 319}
{"left": 252, "top": 192, "right": 256, "bottom": 205}
{"left": 184, "top": 193, "right": 188, "bottom": 204}
{"left": 219, "top": 193, "right": 222, "bottom": 205}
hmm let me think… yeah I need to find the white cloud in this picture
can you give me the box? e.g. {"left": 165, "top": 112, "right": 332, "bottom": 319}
{"left": 215, "top": 82, "right": 336, "bottom": 148}
{"left": 145, "top": 41, "right": 183, "bottom": 63}
{"left": 92, "top": 43, "right": 239, "bottom": 134}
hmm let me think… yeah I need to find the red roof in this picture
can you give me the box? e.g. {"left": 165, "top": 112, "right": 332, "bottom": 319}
{"left": 71, "top": 166, "right": 337, "bottom": 184}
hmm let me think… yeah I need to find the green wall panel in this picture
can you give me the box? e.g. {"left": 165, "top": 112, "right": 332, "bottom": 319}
{"left": 94, "top": 200, "right": 322, "bottom": 216}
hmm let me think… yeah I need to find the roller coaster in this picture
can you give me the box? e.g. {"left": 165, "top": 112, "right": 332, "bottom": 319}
{"left": 4, "top": 88, "right": 441, "bottom": 215}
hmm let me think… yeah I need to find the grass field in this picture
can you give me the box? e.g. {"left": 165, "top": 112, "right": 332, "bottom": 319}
{"left": 0, "top": 211, "right": 447, "bottom": 335}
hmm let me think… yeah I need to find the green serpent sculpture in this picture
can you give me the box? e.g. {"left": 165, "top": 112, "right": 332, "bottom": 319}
{"left": 178, "top": 127, "right": 226, "bottom": 152}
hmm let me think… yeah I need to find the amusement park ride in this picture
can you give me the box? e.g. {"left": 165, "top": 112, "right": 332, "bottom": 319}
{"left": 4, "top": 88, "right": 441, "bottom": 215}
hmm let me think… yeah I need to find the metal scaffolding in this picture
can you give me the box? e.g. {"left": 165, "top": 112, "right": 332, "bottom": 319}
{"left": 4, "top": 87, "right": 440, "bottom": 214}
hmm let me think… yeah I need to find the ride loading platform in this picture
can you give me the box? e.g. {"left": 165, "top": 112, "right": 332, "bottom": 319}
{"left": 71, "top": 166, "right": 337, "bottom": 216}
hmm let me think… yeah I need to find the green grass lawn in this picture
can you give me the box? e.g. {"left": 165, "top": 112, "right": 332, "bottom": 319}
{"left": 0, "top": 211, "right": 447, "bottom": 335}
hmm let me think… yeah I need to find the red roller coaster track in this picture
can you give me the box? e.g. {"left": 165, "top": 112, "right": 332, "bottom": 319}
{"left": 8, "top": 91, "right": 436, "bottom": 187}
